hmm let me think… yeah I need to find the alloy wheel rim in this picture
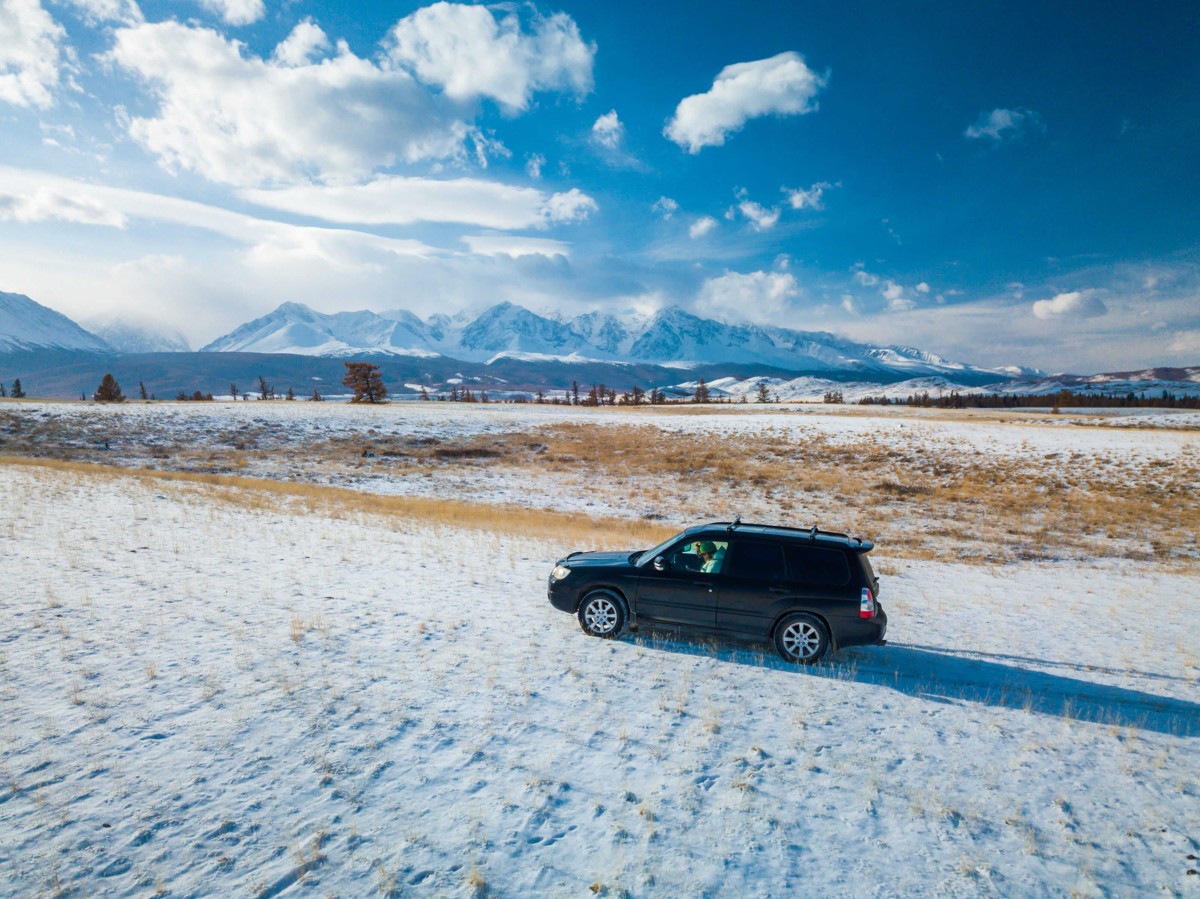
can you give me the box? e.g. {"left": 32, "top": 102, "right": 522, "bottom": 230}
{"left": 585, "top": 598, "right": 617, "bottom": 633}
{"left": 782, "top": 622, "right": 820, "bottom": 659}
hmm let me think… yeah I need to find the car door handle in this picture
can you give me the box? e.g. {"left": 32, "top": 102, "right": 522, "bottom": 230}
{"left": 768, "top": 586, "right": 789, "bottom": 594}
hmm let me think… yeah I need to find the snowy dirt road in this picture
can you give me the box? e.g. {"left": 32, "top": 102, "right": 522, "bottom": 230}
{"left": 1, "top": 464, "right": 1197, "bottom": 897}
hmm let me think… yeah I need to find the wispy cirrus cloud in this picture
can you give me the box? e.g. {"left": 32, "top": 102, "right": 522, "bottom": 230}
{"left": 461, "top": 234, "right": 569, "bottom": 259}
{"left": 664, "top": 51, "right": 826, "bottom": 153}
{"left": 240, "top": 177, "right": 596, "bottom": 230}
{"left": 0, "top": 185, "right": 127, "bottom": 227}
{"left": 965, "top": 107, "right": 1044, "bottom": 141}
{"left": 62, "top": 0, "right": 142, "bottom": 25}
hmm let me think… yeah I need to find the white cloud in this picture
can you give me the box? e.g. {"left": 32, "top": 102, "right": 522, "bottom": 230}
{"left": 737, "top": 196, "right": 780, "bottom": 231}
{"left": 853, "top": 267, "right": 878, "bottom": 287}
{"left": 784, "top": 180, "right": 835, "bottom": 210}
{"left": 882, "top": 281, "right": 913, "bottom": 311}
{"left": 384, "top": 2, "right": 593, "bottom": 111}
{"left": 543, "top": 188, "right": 597, "bottom": 224}
{"left": 199, "top": 0, "right": 263, "bottom": 27}
{"left": 1031, "top": 290, "right": 1108, "bottom": 320}
{"left": 272, "top": 20, "right": 330, "bottom": 67}
{"left": 461, "top": 235, "right": 568, "bottom": 259}
{"left": 652, "top": 196, "right": 678, "bottom": 220}
{"left": 965, "top": 107, "right": 1044, "bottom": 141}
{"left": 242, "top": 227, "right": 433, "bottom": 272}
{"left": 695, "top": 270, "right": 800, "bottom": 323}
{"left": 62, "top": 0, "right": 142, "bottom": 25}
{"left": 664, "top": 51, "right": 826, "bottom": 153}
{"left": 107, "top": 21, "right": 470, "bottom": 186}
{"left": 0, "top": 0, "right": 67, "bottom": 108}
{"left": 467, "top": 129, "right": 510, "bottom": 168}
{"left": 241, "top": 176, "right": 590, "bottom": 230}
{"left": 0, "top": 164, "right": 437, "bottom": 255}
{"left": 1168, "top": 330, "right": 1200, "bottom": 356}
{"left": 591, "top": 109, "right": 623, "bottom": 149}
{"left": 689, "top": 216, "right": 718, "bottom": 239}
{"left": 0, "top": 185, "right": 127, "bottom": 227}
{"left": 852, "top": 264, "right": 923, "bottom": 312}
{"left": 525, "top": 153, "right": 545, "bottom": 179}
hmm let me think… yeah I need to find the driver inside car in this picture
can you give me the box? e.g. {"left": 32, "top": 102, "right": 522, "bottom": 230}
{"left": 694, "top": 541, "right": 723, "bottom": 574}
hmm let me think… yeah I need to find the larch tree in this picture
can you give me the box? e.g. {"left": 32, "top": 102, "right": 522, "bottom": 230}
{"left": 342, "top": 362, "right": 388, "bottom": 403}
{"left": 93, "top": 373, "right": 125, "bottom": 403}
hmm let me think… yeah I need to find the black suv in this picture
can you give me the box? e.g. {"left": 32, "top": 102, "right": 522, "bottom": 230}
{"left": 548, "top": 521, "right": 886, "bottom": 664}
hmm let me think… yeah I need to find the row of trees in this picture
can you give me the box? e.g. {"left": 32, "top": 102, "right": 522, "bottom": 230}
{"left": 76, "top": 369, "right": 771, "bottom": 405}
{"left": 0, "top": 379, "right": 25, "bottom": 398}
{"left": 26, "top": 367, "right": 1200, "bottom": 409}
{"left": 857, "top": 389, "right": 1200, "bottom": 409}
{"left": 80, "top": 369, "right": 355, "bottom": 404}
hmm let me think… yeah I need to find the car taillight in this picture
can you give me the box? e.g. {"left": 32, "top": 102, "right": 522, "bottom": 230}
{"left": 860, "top": 587, "right": 876, "bottom": 619}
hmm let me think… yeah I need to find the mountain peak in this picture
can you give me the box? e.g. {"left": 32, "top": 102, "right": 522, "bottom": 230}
{"left": 0, "top": 291, "right": 111, "bottom": 353}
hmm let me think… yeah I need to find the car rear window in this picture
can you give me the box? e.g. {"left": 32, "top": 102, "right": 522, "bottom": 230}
{"left": 785, "top": 546, "right": 851, "bottom": 586}
{"left": 725, "top": 542, "right": 786, "bottom": 581}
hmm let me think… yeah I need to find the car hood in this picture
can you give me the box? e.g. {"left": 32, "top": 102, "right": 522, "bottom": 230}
{"left": 559, "top": 550, "right": 637, "bottom": 568}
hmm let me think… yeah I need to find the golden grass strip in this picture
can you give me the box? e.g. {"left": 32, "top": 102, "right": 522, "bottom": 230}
{"left": 0, "top": 455, "right": 676, "bottom": 550}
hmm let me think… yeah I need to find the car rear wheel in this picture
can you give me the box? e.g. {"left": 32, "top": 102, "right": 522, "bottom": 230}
{"left": 578, "top": 590, "right": 626, "bottom": 638}
{"left": 774, "top": 613, "right": 829, "bottom": 664}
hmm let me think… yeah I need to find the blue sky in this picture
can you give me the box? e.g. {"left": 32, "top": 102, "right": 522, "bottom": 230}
{"left": 1, "top": 0, "right": 1197, "bottom": 371}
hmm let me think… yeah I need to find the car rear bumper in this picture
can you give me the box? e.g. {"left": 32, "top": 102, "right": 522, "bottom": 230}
{"left": 834, "top": 606, "right": 888, "bottom": 648}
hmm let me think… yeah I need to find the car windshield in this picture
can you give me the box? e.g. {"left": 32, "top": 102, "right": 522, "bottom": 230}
{"left": 635, "top": 532, "right": 690, "bottom": 567}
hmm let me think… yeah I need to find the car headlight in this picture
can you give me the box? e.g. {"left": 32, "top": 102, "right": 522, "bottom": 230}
{"left": 551, "top": 565, "right": 572, "bottom": 581}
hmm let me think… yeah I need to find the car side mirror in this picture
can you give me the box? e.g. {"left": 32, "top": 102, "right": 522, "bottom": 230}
{"left": 653, "top": 555, "right": 666, "bottom": 572}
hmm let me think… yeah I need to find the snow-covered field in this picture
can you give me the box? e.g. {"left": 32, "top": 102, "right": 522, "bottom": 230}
{"left": 2, "top": 401, "right": 1199, "bottom": 896}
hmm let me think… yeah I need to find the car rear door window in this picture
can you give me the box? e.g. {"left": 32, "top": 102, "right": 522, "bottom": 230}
{"left": 725, "top": 542, "right": 786, "bottom": 581}
{"left": 785, "top": 546, "right": 851, "bottom": 586}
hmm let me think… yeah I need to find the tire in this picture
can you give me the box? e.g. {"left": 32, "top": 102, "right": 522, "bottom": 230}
{"left": 577, "top": 590, "right": 626, "bottom": 638}
{"left": 774, "top": 613, "right": 830, "bottom": 664}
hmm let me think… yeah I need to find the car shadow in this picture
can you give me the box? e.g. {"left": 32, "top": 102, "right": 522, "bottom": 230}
{"left": 622, "top": 630, "right": 1200, "bottom": 737}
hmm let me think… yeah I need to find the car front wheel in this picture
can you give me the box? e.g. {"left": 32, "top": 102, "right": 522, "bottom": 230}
{"left": 774, "top": 613, "right": 830, "bottom": 664}
{"left": 578, "top": 590, "right": 626, "bottom": 638}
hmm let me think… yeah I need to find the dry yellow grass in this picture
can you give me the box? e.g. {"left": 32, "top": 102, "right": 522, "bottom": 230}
{"left": 2, "top": 406, "right": 1196, "bottom": 564}
{"left": 0, "top": 455, "right": 676, "bottom": 549}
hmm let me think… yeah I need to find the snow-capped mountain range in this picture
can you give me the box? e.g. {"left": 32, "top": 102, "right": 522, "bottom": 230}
{"left": 4, "top": 291, "right": 1198, "bottom": 399}
{"left": 200, "top": 300, "right": 1039, "bottom": 381}
{"left": 0, "top": 291, "right": 110, "bottom": 353}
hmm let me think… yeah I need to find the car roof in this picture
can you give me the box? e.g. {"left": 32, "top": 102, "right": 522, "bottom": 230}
{"left": 686, "top": 521, "right": 874, "bottom": 553}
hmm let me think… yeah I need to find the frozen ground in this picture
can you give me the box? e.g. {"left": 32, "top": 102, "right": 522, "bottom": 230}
{"left": 3, "top": 401, "right": 1198, "bottom": 552}
{"left": 1, "top": 462, "right": 1198, "bottom": 897}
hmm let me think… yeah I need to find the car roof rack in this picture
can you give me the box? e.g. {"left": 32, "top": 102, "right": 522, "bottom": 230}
{"left": 702, "top": 520, "right": 866, "bottom": 546}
